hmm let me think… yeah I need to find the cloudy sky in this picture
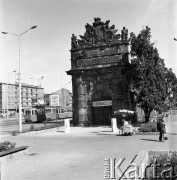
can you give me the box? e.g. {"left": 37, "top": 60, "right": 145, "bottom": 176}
{"left": 0, "top": 0, "right": 177, "bottom": 93}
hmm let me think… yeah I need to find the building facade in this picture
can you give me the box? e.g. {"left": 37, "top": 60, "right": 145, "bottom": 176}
{"left": 67, "top": 18, "right": 133, "bottom": 126}
{"left": 0, "top": 82, "right": 44, "bottom": 114}
{"left": 44, "top": 89, "right": 72, "bottom": 109}
{"left": 53, "top": 88, "right": 72, "bottom": 108}
{"left": 44, "top": 94, "right": 60, "bottom": 106}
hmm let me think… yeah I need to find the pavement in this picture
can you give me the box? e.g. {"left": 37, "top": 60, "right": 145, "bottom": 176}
{"left": 1, "top": 114, "right": 177, "bottom": 180}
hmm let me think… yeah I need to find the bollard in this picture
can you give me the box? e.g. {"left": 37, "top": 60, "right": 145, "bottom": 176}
{"left": 64, "top": 119, "right": 70, "bottom": 133}
{"left": 111, "top": 118, "right": 118, "bottom": 132}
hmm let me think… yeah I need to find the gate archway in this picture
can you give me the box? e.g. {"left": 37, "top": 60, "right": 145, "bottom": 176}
{"left": 92, "top": 90, "right": 112, "bottom": 125}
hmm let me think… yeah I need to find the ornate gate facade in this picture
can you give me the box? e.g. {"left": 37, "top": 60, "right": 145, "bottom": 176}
{"left": 67, "top": 18, "right": 133, "bottom": 126}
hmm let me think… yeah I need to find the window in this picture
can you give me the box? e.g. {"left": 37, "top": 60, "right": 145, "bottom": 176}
{"left": 32, "top": 110, "right": 37, "bottom": 115}
{"left": 26, "top": 111, "right": 30, "bottom": 115}
{"left": 45, "top": 108, "right": 51, "bottom": 113}
{"left": 61, "top": 109, "right": 66, "bottom": 113}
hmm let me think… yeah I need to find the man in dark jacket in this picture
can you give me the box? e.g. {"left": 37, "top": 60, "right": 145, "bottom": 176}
{"left": 158, "top": 119, "right": 166, "bottom": 142}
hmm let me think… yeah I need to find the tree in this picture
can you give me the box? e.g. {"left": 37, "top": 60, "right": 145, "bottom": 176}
{"left": 125, "top": 26, "right": 168, "bottom": 122}
{"left": 164, "top": 68, "right": 177, "bottom": 108}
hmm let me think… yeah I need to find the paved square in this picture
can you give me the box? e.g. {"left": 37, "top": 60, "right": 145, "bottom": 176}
{"left": 1, "top": 115, "right": 177, "bottom": 180}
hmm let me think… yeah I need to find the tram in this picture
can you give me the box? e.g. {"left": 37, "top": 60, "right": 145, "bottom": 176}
{"left": 24, "top": 106, "right": 72, "bottom": 123}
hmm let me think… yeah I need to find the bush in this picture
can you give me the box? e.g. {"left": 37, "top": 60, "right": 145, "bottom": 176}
{"left": 11, "top": 130, "right": 17, "bottom": 136}
{"left": 0, "top": 141, "right": 16, "bottom": 152}
{"left": 30, "top": 125, "right": 35, "bottom": 130}
{"left": 138, "top": 122, "right": 158, "bottom": 132}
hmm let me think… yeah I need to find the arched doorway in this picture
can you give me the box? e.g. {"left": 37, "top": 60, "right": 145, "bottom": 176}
{"left": 92, "top": 90, "right": 112, "bottom": 125}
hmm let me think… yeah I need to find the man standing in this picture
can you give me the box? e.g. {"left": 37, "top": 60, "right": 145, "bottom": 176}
{"left": 157, "top": 119, "right": 166, "bottom": 142}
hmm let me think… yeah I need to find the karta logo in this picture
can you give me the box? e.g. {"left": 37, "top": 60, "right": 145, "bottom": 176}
{"left": 104, "top": 157, "right": 177, "bottom": 179}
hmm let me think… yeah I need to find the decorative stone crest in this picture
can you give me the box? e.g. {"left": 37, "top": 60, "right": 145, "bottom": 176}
{"left": 71, "top": 18, "right": 128, "bottom": 49}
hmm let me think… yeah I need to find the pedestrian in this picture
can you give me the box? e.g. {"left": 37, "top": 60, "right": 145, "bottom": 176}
{"left": 158, "top": 119, "right": 166, "bottom": 142}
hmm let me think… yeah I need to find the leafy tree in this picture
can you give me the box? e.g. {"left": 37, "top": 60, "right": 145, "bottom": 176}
{"left": 125, "top": 26, "right": 169, "bottom": 122}
{"left": 164, "top": 68, "right": 177, "bottom": 108}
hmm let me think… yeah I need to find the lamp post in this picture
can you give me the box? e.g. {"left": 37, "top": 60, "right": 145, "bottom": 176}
{"left": 63, "top": 82, "right": 71, "bottom": 107}
{"left": 38, "top": 76, "right": 44, "bottom": 87}
{"left": 2, "top": 25, "right": 37, "bottom": 132}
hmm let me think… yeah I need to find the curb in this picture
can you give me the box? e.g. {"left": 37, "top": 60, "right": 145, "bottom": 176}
{"left": 135, "top": 132, "right": 159, "bottom": 135}
{"left": 0, "top": 146, "right": 29, "bottom": 162}
{"left": 18, "top": 127, "right": 62, "bottom": 136}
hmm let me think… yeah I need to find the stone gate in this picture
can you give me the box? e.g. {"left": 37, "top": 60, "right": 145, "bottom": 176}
{"left": 67, "top": 18, "right": 133, "bottom": 126}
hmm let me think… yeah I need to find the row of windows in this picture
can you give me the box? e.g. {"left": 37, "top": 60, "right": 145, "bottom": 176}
{"left": 25, "top": 108, "right": 66, "bottom": 115}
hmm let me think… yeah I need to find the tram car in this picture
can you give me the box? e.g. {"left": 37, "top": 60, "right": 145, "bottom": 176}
{"left": 56, "top": 107, "right": 67, "bottom": 119}
{"left": 25, "top": 106, "right": 46, "bottom": 123}
{"left": 24, "top": 106, "right": 72, "bottom": 123}
{"left": 45, "top": 106, "right": 57, "bottom": 120}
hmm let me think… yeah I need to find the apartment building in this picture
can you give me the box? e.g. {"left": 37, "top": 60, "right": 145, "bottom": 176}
{"left": 0, "top": 82, "right": 44, "bottom": 114}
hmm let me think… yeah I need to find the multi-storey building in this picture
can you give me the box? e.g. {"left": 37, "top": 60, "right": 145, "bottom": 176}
{"left": 44, "top": 88, "right": 72, "bottom": 109}
{"left": 53, "top": 88, "right": 72, "bottom": 108}
{"left": 44, "top": 94, "right": 60, "bottom": 106}
{"left": 0, "top": 82, "right": 44, "bottom": 114}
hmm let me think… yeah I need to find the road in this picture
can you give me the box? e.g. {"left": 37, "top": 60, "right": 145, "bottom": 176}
{"left": 0, "top": 117, "right": 62, "bottom": 136}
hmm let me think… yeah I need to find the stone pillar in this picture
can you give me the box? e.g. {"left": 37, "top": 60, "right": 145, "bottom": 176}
{"left": 64, "top": 119, "right": 70, "bottom": 133}
{"left": 72, "top": 76, "right": 78, "bottom": 126}
{"left": 111, "top": 118, "right": 118, "bottom": 132}
{"left": 77, "top": 78, "right": 88, "bottom": 126}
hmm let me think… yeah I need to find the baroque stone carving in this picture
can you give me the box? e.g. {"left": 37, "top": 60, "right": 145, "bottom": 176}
{"left": 73, "top": 50, "right": 88, "bottom": 59}
{"left": 77, "top": 54, "right": 122, "bottom": 67}
{"left": 71, "top": 18, "right": 128, "bottom": 49}
{"left": 121, "top": 27, "right": 128, "bottom": 40}
{"left": 86, "top": 78, "right": 95, "bottom": 96}
{"left": 71, "top": 34, "right": 78, "bottom": 48}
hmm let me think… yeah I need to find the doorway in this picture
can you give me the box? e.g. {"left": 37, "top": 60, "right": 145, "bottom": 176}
{"left": 92, "top": 106, "right": 112, "bottom": 125}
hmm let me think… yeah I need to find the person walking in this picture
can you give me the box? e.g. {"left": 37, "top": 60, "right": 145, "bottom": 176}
{"left": 158, "top": 119, "right": 166, "bottom": 142}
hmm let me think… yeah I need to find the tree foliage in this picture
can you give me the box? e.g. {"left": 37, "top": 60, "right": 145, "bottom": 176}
{"left": 125, "top": 26, "right": 176, "bottom": 122}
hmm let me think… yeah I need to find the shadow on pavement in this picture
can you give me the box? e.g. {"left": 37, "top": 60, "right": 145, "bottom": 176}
{"left": 141, "top": 139, "right": 159, "bottom": 142}
{"left": 96, "top": 133, "right": 112, "bottom": 136}
{"left": 166, "top": 133, "right": 177, "bottom": 136}
{"left": 81, "top": 125, "right": 110, "bottom": 128}
{"left": 56, "top": 130, "right": 65, "bottom": 133}
{"left": 91, "top": 132, "right": 99, "bottom": 133}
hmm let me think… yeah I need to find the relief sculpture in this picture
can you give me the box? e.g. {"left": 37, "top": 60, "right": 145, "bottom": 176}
{"left": 71, "top": 18, "right": 127, "bottom": 49}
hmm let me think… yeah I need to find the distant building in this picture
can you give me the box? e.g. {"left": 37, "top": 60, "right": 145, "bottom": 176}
{"left": 49, "top": 94, "right": 59, "bottom": 106}
{"left": 53, "top": 88, "right": 72, "bottom": 108}
{"left": 44, "top": 94, "right": 60, "bottom": 106}
{"left": 44, "top": 94, "right": 50, "bottom": 106}
{"left": 44, "top": 89, "right": 72, "bottom": 110}
{"left": 0, "top": 82, "right": 44, "bottom": 113}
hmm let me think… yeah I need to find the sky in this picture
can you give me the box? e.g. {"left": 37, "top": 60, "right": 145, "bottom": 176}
{"left": 0, "top": 0, "right": 177, "bottom": 93}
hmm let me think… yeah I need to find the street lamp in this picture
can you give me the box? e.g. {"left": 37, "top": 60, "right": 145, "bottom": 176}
{"left": 38, "top": 76, "right": 44, "bottom": 87}
{"left": 63, "top": 82, "right": 71, "bottom": 107}
{"left": 2, "top": 25, "right": 37, "bottom": 132}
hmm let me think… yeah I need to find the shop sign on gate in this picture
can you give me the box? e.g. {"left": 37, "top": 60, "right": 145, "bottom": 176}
{"left": 92, "top": 100, "right": 112, "bottom": 107}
